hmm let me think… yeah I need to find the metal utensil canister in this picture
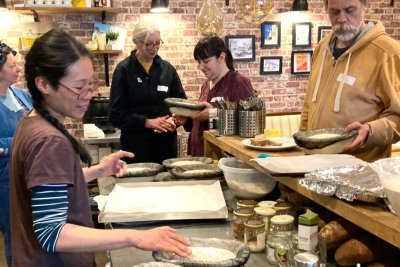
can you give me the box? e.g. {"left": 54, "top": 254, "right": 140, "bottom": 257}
{"left": 238, "top": 109, "right": 266, "bottom": 137}
{"left": 217, "top": 109, "right": 238, "bottom": 136}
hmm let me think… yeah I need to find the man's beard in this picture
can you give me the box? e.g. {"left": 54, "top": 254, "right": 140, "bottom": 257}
{"left": 333, "top": 20, "right": 362, "bottom": 42}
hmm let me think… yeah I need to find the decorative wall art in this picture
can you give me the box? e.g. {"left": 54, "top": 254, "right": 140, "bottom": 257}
{"left": 260, "top": 56, "right": 283, "bottom": 74}
{"left": 291, "top": 50, "right": 313, "bottom": 74}
{"left": 292, "top": 22, "right": 312, "bottom": 48}
{"left": 318, "top": 26, "right": 332, "bottom": 42}
{"left": 261, "top": 21, "right": 281, "bottom": 48}
{"left": 225, "top": 35, "right": 256, "bottom": 62}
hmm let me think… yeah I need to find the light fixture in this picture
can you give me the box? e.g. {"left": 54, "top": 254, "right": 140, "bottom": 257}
{"left": 0, "top": 0, "right": 7, "bottom": 9}
{"left": 196, "top": 0, "right": 224, "bottom": 37}
{"left": 291, "top": 0, "right": 308, "bottom": 11}
{"left": 236, "top": 0, "right": 273, "bottom": 24}
{"left": 150, "top": 0, "right": 169, "bottom": 13}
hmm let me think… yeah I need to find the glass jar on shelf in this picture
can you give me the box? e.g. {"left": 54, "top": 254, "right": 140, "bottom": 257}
{"left": 244, "top": 218, "right": 266, "bottom": 252}
{"left": 232, "top": 207, "right": 255, "bottom": 242}
{"left": 237, "top": 199, "right": 258, "bottom": 210}
{"left": 254, "top": 206, "right": 276, "bottom": 232}
{"left": 258, "top": 200, "right": 277, "bottom": 208}
{"left": 266, "top": 215, "right": 295, "bottom": 266}
{"left": 273, "top": 201, "right": 295, "bottom": 218}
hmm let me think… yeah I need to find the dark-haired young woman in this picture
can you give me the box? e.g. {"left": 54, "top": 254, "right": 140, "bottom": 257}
{"left": 185, "top": 36, "right": 254, "bottom": 156}
{"left": 9, "top": 28, "right": 190, "bottom": 266}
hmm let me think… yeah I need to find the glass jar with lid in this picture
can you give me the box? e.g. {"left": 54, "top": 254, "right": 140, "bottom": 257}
{"left": 254, "top": 206, "right": 276, "bottom": 232}
{"left": 266, "top": 215, "right": 295, "bottom": 266}
{"left": 272, "top": 201, "right": 295, "bottom": 218}
{"left": 258, "top": 200, "right": 277, "bottom": 208}
{"left": 244, "top": 218, "right": 266, "bottom": 252}
{"left": 232, "top": 208, "right": 255, "bottom": 242}
{"left": 237, "top": 199, "right": 258, "bottom": 210}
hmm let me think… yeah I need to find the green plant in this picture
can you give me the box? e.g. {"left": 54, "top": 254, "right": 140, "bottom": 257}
{"left": 106, "top": 31, "right": 119, "bottom": 42}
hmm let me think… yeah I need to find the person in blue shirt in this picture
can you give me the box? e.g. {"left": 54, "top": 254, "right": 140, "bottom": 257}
{"left": 0, "top": 42, "right": 33, "bottom": 266}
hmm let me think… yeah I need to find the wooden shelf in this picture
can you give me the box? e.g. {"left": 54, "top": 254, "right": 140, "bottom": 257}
{"left": 12, "top": 6, "right": 121, "bottom": 15}
{"left": 203, "top": 132, "right": 400, "bottom": 248}
{"left": 18, "top": 50, "right": 122, "bottom": 55}
{"left": 13, "top": 6, "right": 123, "bottom": 86}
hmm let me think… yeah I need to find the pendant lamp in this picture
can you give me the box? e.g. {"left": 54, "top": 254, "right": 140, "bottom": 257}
{"left": 0, "top": 0, "right": 7, "bottom": 9}
{"left": 196, "top": 0, "right": 224, "bottom": 37}
{"left": 291, "top": 0, "right": 308, "bottom": 11}
{"left": 150, "top": 0, "right": 169, "bottom": 13}
{"left": 236, "top": 0, "right": 273, "bottom": 24}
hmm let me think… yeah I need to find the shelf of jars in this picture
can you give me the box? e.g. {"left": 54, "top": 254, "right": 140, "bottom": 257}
{"left": 12, "top": 6, "right": 121, "bottom": 15}
{"left": 19, "top": 49, "right": 122, "bottom": 86}
{"left": 18, "top": 49, "right": 122, "bottom": 55}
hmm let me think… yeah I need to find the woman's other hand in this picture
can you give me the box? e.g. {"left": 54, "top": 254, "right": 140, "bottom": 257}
{"left": 130, "top": 226, "right": 191, "bottom": 257}
{"left": 192, "top": 101, "right": 213, "bottom": 121}
{"left": 97, "top": 150, "right": 134, "bottom": 177}
{"left": 147, "top": 115, "right": 177, "bottom": 133}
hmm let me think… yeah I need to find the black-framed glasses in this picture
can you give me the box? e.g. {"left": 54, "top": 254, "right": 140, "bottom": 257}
{"left": 58, "top": 78, "right": 100, "bottom": 100}
{"left": 0, "top": 42, "right": 17, "bottom": 62}
{"left": 142, "top": 39, "right": 164, "bottom": 48}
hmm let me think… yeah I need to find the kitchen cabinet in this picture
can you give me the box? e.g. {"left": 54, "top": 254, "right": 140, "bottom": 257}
{"left": 203, "top": 132, "right": 400, "bottom": 249}
{"left": 13, "top": 6, "right": 122, "bottom": 86}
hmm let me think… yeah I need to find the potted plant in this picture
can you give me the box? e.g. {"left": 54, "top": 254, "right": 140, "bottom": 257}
{"left": 105, "top": 30, "right": 119, "bottom": 50}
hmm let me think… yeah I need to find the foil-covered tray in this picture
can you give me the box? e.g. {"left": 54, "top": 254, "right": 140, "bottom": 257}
{"left": 300, "top": 164, "right": 385, "bottom": 202}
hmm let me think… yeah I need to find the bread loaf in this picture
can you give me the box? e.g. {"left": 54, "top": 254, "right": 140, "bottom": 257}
{"left": 366, "top": 258, "right": 400, "bottom": 267}
{"left": 250, "top": 137, "right": 282, "bottom": 146}
{"left": 334, "top": 235, "right": 387, "bottom": 266}
{"left": 318, "top": 218, "right": 363, "bottom": 249}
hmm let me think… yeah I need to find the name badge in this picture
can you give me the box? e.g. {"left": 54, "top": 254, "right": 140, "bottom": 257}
{"left": 337, "top": 73, "right": 355, "bottom": 86}
{"left": 211, "top": 96, "right": 224, "bottom": 103}
{"left": 157, "top": 85, "right": 168, "bottom": 92}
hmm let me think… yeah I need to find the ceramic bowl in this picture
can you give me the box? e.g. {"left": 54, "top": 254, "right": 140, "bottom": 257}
{"left": 171, "top": 164, "right": 222, "bottom": 179}
{"left": 293, "top": 128, "right": 357, "bottom": 154}
{"left": 164, "top": 98, "right": 206, "bottom": 117}
{"left": 162, "top": 156, "right": 214, "bottom": 170}
{"left": 153, "top": 237, "right": 250, "bottom": 267}
{"left": 119, "top": 163, "right": 163, "bottom": 178}
{"left": 133, "top": 263, "right": 180, "bottom": 267}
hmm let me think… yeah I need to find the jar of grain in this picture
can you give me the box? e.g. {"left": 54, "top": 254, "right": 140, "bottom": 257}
{"left": 244, "top": 218, "right": 266, "bottom": 252}
{"left": 232, "top": 208, "right": 255, "bottom": 242}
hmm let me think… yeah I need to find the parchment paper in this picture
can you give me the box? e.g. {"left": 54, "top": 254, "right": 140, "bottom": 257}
{"left": 252, "top": 154, "right": 368, "bottom": 175}
{"left": 98, "top": 180, "right": 228, "bottom": 223}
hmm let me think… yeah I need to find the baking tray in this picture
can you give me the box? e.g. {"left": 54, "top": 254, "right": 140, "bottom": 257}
{"left": 98, "top": 180, "right": 228, "bottom": 223}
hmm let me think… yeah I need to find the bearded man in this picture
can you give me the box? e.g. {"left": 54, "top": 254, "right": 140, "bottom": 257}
{"left": 299, "top": 0, "right": 400, "bottom": 162}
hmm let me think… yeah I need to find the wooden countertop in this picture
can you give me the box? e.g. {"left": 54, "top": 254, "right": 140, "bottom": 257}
{"left": 203, "top": 132, "right": 400, "bottom": 248}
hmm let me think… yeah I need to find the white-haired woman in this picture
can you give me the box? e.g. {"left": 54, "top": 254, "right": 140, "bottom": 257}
{"left": 110, "top": 20, "right": 187, "bottom": 164}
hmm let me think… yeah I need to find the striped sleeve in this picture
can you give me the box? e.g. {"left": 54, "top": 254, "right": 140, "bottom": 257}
{"left": 30, "top": 184, "right": 69, "bottom": 253}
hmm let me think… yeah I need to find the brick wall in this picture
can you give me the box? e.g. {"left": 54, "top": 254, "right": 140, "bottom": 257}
{"left": 1, "top": 0, "right": 400, "bottom": 140}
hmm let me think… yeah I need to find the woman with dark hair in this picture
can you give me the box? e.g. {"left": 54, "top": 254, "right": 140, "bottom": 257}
{"left": 9, "top": 28, "right": 190, "bottom": 266}
{"left": 0, "top": 42, "right": 32, "bottom": 266}
{"left": 184, "top": 36, "right": 254, "bottom": 156}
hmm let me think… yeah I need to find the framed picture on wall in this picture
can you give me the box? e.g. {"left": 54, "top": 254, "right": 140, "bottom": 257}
{"left": 318, "top": 26, "right": 332, "bottom": 42}
{"left": 292, "top": 22, "right": 312, "bottom": 48}
{"left": 291, "top": 50, "right": 313, "bottom": 74}
{"left": 260, "top": 56, "right": 283, "bottom": 75}
{"left": 225, "top": 35, "right": 256, "bottom": 62}
{"left": 261, "top": 21, "right": 281, "bottom": 48}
